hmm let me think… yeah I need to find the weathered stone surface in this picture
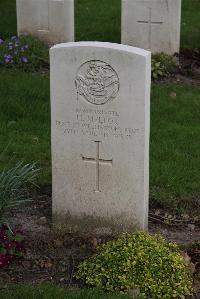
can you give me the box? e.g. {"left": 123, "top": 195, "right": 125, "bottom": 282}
{"left": 122, "top": 0, "right": 182, "bottom": 54}
{"left": 16, "top": 0, "right": 74, "bottom": 44}
{"left": 50, "top": 42, "right": 151, "bottom": 234}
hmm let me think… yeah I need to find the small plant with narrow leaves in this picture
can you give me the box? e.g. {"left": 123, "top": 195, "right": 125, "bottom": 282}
{"left": 76, "top": 232, "right": 193, "bottom": 299}
{"left": 151, "top": 52, "right": 176, "bottom": 80}
{"left": 0, "top": 161, "right": 39, "bottom": 226}
{"left": 0, "top": 225, "right": 24, "bottom": 268}
{"left": 0, "top": 35, "right": 49, "bottom": 71}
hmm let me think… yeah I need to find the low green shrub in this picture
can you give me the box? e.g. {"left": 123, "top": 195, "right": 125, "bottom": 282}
{"left": 151, "top": 52, "right": 176, "bottom": 80}
{"left": 0, "top": 35, "right": 49, "bottom": 71}
{"left": 76, "top": 232, "right": 193, "bottom": 299}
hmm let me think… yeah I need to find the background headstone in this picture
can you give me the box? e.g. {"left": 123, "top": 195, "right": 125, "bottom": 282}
{"left": 50, "top": 42, "right": 151, "bottom": 234}
{"left": 16, "top": 0, "right": 74, "bottom": 44}
{"left": 121, "top": 0, "right": 182, "bottom": 54}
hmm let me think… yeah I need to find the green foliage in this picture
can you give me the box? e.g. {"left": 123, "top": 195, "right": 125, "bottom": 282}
{"left": 76, "top": 232, "right": 193, "bottom": 299}
{"left": 0, "top": 36, "right": 49, "bottom": 72}
{"left": 0, "top": 160, "right": 39, "bottom": 225}
{"left": 151, "top": 53, "right": 176, "bottom": 80}
{"left": 0, "top": 284, "right": 133, "bottom": 299}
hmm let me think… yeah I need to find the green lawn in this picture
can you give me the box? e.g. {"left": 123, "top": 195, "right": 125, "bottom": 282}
{"left": 0, "top": 70, "right": 51, "bottom": 184}
{"left": 150, "top": 83, "right": 200, "bottom": 209}
{"left": 0, "top": 284, "right": 133, "bottom": 299}
{"left": 0, "top": 0, "right": 16, "bottom": 39}
{"left": 181, "top": 0, "right": 200, "bottom": 48}
{"left": 0, "top": 0, "right": 200, "bottom": 48}
{"left": 0, "top": 69, "right": 199, "bottom": 208}
{"left": 75, "top": 0, "right": 121, "bottom": 43}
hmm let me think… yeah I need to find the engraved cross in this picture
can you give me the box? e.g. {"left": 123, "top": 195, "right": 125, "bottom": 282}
{"left": 82, "top": 141, "right": 112, "bottom": 192}
{"left": 137, "top": 7, "right": 163, "bottom": 50}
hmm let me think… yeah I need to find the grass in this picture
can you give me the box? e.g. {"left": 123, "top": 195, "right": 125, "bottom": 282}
{"left": 0, "top": 68, "right": 199, "bottom": 208}
{"left": 0, "top": 284, "right": 134, "bottom": 299}
{"left": 181, "top": 0, "right": 200, "bottom": 48}
{"left": 150, "top": 83, "right": 200, "bottom": 209}
{"left": 0, "top": 69, "right": 51, "bottom": 184}
{"left": 0, "top": 0, "right": 200, "bottom": 48}
{"left": 75, "top": 0, "right": 121, "bottom": 43}
{"left": 0, "top": 0, "right": 16, "bottom": 39}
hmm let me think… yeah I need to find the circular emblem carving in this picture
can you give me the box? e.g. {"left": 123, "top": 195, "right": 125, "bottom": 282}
{"left": 75, "top": 60, "right": 119, "bottom": 105}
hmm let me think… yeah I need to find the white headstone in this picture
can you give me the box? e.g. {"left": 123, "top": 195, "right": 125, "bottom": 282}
{"left": 16, "top": 0, "right": 74, "bottom": 44}
{"left": 50, "top": 42, "right": 151, "bottom": 234}
{"left": 122, "top": 0, "right": 182, "bottom": 54}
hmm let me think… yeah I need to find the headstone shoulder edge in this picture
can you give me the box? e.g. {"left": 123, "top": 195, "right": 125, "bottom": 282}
{"left": 50, "top": 42, "right": 151, "bottom": 58}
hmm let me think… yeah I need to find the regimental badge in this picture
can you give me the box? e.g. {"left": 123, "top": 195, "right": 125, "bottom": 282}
{"left": 75, "top": 60, "right": 119, "bottom": 105}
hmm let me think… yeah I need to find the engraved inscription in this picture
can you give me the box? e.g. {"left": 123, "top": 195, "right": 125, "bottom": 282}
{"left": 56, "top": 108, "right": 140, "bottom": 140}
{"left": 137, "top": 7, "right": 163, "bottom": 50}
{"left": 82, "top": 141, "right": 112, "bottom": 192}
{"left": 75, "top": 60, "right": 119, "bottom": 105}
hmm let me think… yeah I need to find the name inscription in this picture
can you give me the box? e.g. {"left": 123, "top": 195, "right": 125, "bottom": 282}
{"left": 56, "top": 108, "right": 139, "bottom": 140}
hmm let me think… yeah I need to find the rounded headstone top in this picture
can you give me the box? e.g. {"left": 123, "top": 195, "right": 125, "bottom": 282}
{"left": 50, "top": 41, "right": 151, "bottom": 57}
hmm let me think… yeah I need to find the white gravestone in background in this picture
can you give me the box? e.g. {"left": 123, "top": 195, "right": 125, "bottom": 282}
{"left": 50, "top": 42, "right": 151, "bottom": 234}
{"left": 122, "top": 0, "right": 182, "bottom": 54}
{"left": 16, "top": 0, "right": 74, "bottom": 44}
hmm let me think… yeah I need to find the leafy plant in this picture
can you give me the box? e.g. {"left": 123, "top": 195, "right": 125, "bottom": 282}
{"left": 0, "top": 161, "right": 39, "bottom": 225}
{"left": 76, "top": 232, "right": 193, "bottom": 299}
{"left": 0, "top": 35, "right": 49, "bottom": 72}
{"left": 0, "top": 225, "right": 24, "bottom": 268}
{"left": 151, "top": 52, "right": 176, "bottom": 80}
